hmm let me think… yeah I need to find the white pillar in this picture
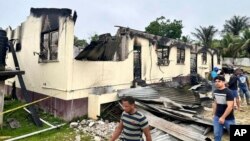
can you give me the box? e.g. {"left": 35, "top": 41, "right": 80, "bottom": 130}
{"left": 88, "top": 93, "right": 118, "bottom": 120}
{"left": 88, "top": 94, "right": 100, "bottom": 120}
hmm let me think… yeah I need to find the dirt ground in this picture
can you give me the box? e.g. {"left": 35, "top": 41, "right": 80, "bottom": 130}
{"left": 202, "top": 98, "right": 250, "bottom": 141}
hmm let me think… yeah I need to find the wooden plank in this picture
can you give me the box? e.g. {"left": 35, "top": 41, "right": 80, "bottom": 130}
{"left": 0, "top": 70, "right": 25, "bottom": 76}
{"left": 138, "top": 107, "right": 210, "bottom": 141}
{"left": 9, "top": 42, "right": 42, "bottom": 127}
{"left": 0, "top": 81, "right": 4, "bottom": 128}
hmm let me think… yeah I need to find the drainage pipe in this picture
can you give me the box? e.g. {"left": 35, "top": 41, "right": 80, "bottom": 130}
{"left": 5, "top": 123, "right": 66, "bottom": 141}
{"left": 23, "top": 108, "right": 54, "bottom": 127}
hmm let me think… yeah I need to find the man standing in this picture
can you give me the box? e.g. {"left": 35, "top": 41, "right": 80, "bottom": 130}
{"left": 109, "top": 96, "right": 152, "bottom": 141}
{"left": 237, "top": 69, "right": 250, "bottom": 105}
{"left": 227, "top": 70, "right": 241, "bottom": 111}
{"left": 212, "top": 76, "right": 235, "bottom": 141}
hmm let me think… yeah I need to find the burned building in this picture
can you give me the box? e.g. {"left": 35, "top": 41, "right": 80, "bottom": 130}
{"left": 3, "top": 8, "right": 221, "bottom": 121}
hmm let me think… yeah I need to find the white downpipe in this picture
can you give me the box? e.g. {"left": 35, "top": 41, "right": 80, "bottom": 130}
{"left": 23, "top": 108, "right": 54, "bottom": 127}
{"left": 5, "top": 123, "right": 66, "bottom": 141}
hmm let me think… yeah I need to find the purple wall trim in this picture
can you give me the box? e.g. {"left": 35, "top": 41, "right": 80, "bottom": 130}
{"left": 5, "top": 86, "right": 88, "bottom": 121}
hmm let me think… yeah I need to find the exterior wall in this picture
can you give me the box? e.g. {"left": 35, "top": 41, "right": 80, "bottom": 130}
{"left": 70, "top": 36, "right": 134, "bottom": 100}
{"left": 213, "top": 54, "right": 221, "bottom": 67}
{"left": 223, "top": 57, "right": 250, "bottom": 66}
{"left": 195, "top": 48, "right": 222, "bottom": 78}
{"left": 197, "top": 52, "right": 212, "bottom": 78}
{"left": 88, "top": 92, "right": 118, "bottom": 119}
{"left": 5, "top": 86, "right": 88, "bottom": 121}
{"left": 5, "top": 15, "right": 75, "bottom": 100}
{"left": 69, "top": 36, "right": 192, "bottom": 100}
{"left": 137, "top": 38, "right": 191, "bottom": 83}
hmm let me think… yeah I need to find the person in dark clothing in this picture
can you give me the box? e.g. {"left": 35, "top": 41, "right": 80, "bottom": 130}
{"left": 212, "top": 76, "right": 235, "bottom": 141}
{"left": 237, "top": 69, "right": 250, "bottom": 105}
{"left": 227, "top": 70, "right": 242, "bottom": 111}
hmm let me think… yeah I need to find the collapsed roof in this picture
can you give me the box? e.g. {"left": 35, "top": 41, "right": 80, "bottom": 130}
{"left": 75, "top": 26, "right": 192, "bottom": 61}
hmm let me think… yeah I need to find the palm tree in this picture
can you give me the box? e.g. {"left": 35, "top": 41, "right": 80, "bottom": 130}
{"left": 181, "top": 35, "right": 193, "bottom": 43}
{"left": 223, "top": 15, "right": 250, "bottom": 36}
{"left": 191, "top": 26, "right": 218, "bottom": 48}
{"left": 221, "top": 29, "right": 250, "bottom": 60}
{"left": 240, "top": 29, "right": 250, "bottom": 56}
{"left": 221, "top": 33, "right": 242, "bottom": 58}
{"left": 192, "top": 26, "right": 218, "bottom": 69}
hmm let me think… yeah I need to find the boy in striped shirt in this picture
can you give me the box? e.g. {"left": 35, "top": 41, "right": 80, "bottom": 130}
{"left": 110, "top": 96, "right": 152, "bottom": 141}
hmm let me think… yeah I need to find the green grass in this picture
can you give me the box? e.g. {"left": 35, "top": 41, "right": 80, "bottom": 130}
{"left": 0, "top": 100, "right": 50, "bottom": 138}
{"left": 18, "top": 125, "right": 94, "bottom": 141}
{"left": 0, "top": 100, "right": 93, "bottom": 141}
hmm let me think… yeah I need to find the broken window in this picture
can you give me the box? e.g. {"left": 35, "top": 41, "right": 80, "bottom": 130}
{"left": 217, "top": 55, "right": 221, "bottom": 65}
{"left": 156, "top": 46, "right": 170, "bottom": 66}
{"left": 40, "top": 30, "right": 59, "bottom": 62}
{"left": 177, "top": 48, "right": 185, "bottom": 64}
{"left": 202, "top": 52, "right": 207, "bottom": 64}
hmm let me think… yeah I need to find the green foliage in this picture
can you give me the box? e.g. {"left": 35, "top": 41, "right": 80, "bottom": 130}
{"left": 211, "top": 39, "right": 221, "bottom": 49}
{"left": 89, "top": 33, "right": 99, "bottom": 42}
{"left": 223, "top": 15, "right": 250, "bottom": 35}
{"left": 74, "top": 36, "right": 88, "bottom": 48}
{"left": 191, "top": 26, "right": 218, "bottom": 48}
{"left": 181, "top": 35, "right": 193, "bottom": 43}
{"left": 145, "top": 16, "right": 183, "bottom": 39}
{"left": 214, "top": 29, "right": 250, "bottom": 58}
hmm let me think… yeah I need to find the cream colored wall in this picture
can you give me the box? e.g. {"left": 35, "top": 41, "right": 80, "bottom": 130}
{"left": 69, "top": 37, "right": 191, "bottom": 99}
{"left": 5, "top": 16, "right": 75, "bottom": 100}
{"left": 88, "top": 92, "right": 118, "bottom": 119}
{"left": 213, "top": 54, "right": 222, "bottom": 68}
{"left": 69, "top": 36, "right": 134, "bottom": 99}
{"left": 138, "top": 38, "right": 191, "bottom": 83}
{"left": 197, "top": 53, "right": 211, "bottom": 78}
{"left": 4, "top": 15, "right": 210, "bottom": 103}
{"left": 196, "top": 51, "right": 222, "bottom": 78}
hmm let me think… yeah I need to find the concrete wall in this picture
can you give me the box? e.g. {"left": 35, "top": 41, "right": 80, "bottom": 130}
{"left": 5, "top": 15, "right": 75, "bottom": 100}
{"left": 196, "top": 50, "right": 222, "bottom": 78}
{"left": 69, "top": 36, "right": 192, "bottom": 100}
{"left": 223, "top": 57, "right": 250, "bottom": 66}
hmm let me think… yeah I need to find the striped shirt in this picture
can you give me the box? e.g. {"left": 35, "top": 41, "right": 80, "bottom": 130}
{"left": 121, "top": 111, "right": 149, "bottom": 141}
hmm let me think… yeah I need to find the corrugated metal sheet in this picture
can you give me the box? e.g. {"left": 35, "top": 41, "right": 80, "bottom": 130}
{"left": 117, "top": 86, "right": 160, "bottom": 99}
{"left": 151, "top": 85, "right": 200, "bottom": 105}
{"left": 150, "top": 128, "right": 179, "bottom": 141}
{"left": 138, "top": 107, "right": 211, "bottom": 141}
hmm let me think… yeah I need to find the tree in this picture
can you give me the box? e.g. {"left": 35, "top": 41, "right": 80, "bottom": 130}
{"left": 89, "top": 34, "right": 99, "bottom": 42}
{"left": 191, "top": 26, "right": 218, "bottom": 48}
{"left": 220, "top": 30, "right": 250, "bottom": 58}
{"left": 145, "top": 16, "right": 183, "bottom": 39}
{"left": 239, "top": 29, "right": 250, "bottom": 56}
{"left": 220, "top": 33, "right": 241, "bottom": 57}
{"left": 181, "top": 35, "right": 193, "bottom": 43}
{"left": 223, "top": 15, "right": 250, "bottom": 35}
{"left": 74, "top": 36, "right": 88, "bottom": 48}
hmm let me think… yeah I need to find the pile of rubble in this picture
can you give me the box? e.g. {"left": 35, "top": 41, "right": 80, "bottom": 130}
{"left": 70, "top": 119, "right": 118, "bottom": 141}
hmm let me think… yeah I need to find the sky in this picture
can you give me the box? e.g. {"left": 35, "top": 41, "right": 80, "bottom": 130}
{"left": 1, "top": 0, "right": 250, "bottom": 41}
